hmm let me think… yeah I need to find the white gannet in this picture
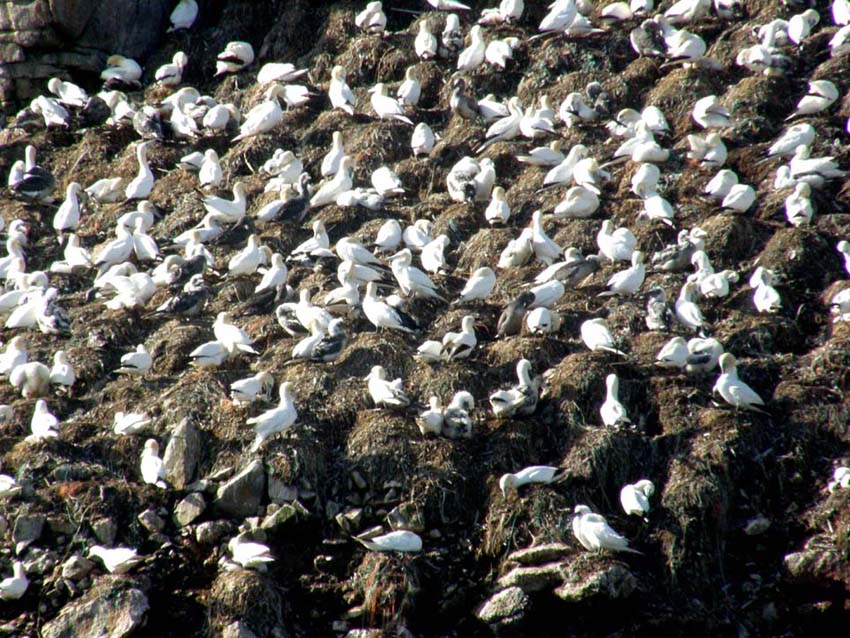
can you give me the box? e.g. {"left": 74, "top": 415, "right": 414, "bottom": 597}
{"left": 140, "top": 439, "right": 166, "bottom": 488}
{"left": 539, "top": 0, "right": 578, "bottom": 33}
{"left": 0, "top": 336, "right": 27, "bottom": 377}
{"left": 415, "top": 20, "right": 438, "bottom": 60}
{"left": 248, "top": 382, "right": 298, "bottom": 451}
{"left": 213, "top": 312, "right": 258, "bottom": 355}
{"left": 10, "top": 362, "right": 50, "bottom": 399}
{"left": 257, "top": 62, "right": 307, "bottom": 85}
{"left": 228, "top": 533, "right": 275, "bottom": 569}
{"left": 656, "top": 336, "right": 689, "bottom": 368}
{"left": 113, "top": 411, "right": 151, "bottom": 436}
{"left": 47, "top": 77, "right": 88, "bottom": 107}
{"left": 597, "top": 219, "right": 636, "bottom": 262}
{"left": 29, "top": 398, "right": 59, "bottom": 440}
{"left": 397, "top": 67, "right": 421, "bottom": 107}
{"left": 554, "top": 185, "right": 599, "bottom": 219}
{"left": 215, "top": 41, "right": 254, "bottom": 76}
{"left": 601, "top": 373, "right": 630, "bottom": 428}
{"left": 703, "top": 168, "right": 737, "bottom": 200}
{"left": 0, "top": 562, "right": 28, "bottom": 600}
{"left": 485, "top": 186, "right": 511, "bottom": 225}
{"left": 750, "top": 267, "right": 781, "bottom": 313}
{"left": 675, "top": 280, "right": 706, "bottom": 331}
{"left": 686, "top": 337, "right": 724, "bottom": 374}
{"left": 355, "top": 530, "right": 422, "bottom": 553}
{"left": 454, "top": 267, "right": 496, "bottom": 304}
{"left": 168, "top": 0, "right": 198, "bottom": 32}
{"left": 602, "top": 251, "right": 645, "bottom": 296}
{"left": 189, "top": 341, "right": 229, "bottom": 368}
{"left": 786, "top": 80, "right": 838, "bottom": 119}
{"left": 530, "top": 210, "right": 561, "bottom": 266}
{"left": 827, "top": 466, "right": 850, "bottom": 493}
{"left": 124, "top": 142, "right": 153, "bottom": 200}
{"left": 457, "top": 25, "right": 486, "bottom": 72}
{"left": 573, "top": 505, "right": 641, "bottom": 553}
{"left": 198, "top": 149, "right": 222, "bottom": 188}
{"left": 88, "top": 546, "right": 142, "bottom": 574}
{"left": 721, "top": 183, "right": 755, "bottom": 213}
{"left": 620, "top": 479, "right": 655, "bottom": 519}
{"left": 204, "top": 181, "right": 248, "bottom": 224}
{"left": 489, "top": 359, "right": 539, "bottom": 418}
{"left": 371, "top": 165, "right": 404, "bottom": 197}
{"left": 712, "top": 353, "right": 767, "bottom": 413}
{"left": 230, "top": 371, "right": 275, "bottom": 406}
{"left": 328, "top": 65, "right": 355, "bottom": 115}
{"left": 365, "top": 365, "right": 410, "bottom": 408}
{"left": 116, "top": 344, "right": 152, "bottom": 376}
{"left": 418, "top": 396, "right": 444, "bottom": 435}
{"left": 692, "top": 94, "right": 731, "bottom": 129}
{"left": 310, "top": 157, "right": 353, "bottom": 208}
{"left": 785, "top": 182, "right": 813, "bottom": 227}
{"left": 411, "top": 121, "right": 436, "bottom": 156}
{"left": 768, "top": 123, "right": 815, "bottom": 158}
{"left": 499, "top": 465, "right": 561, "bottom": 496}
{"left": 49, "top": 351, "right": 75, "bottom": 389}
{"left": 369, "top": 83, "right": 413, "bottom": 125}
{"left": 53, "top": 182, "right": 83, "bottom": 237}
{"left": 518, "top": 140, "right": 565, "bottom": 166}
{"left": 580, "top": 318, "right": 626, "bottom": 356}
{"left": 232, "top": 84, "right": 285, "bottom": 141}
{"left": 100, "top": 55, "right": 142, "bottom": 87}
{"left": 390, "top": 249, "right": 445, "bottom": 301}
{"left": 155, "top": 51, "right": 188, "bottom": 86}
{"left": 355, "top": 1, "right": 387, "bottom": 34}
{"left": 363, "top": 282, "right": 417, "bottom": 332}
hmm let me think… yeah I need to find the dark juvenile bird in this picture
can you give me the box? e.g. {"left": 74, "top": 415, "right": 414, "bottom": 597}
{"left": 450, "top": 78, "right": 479, "bottom": 120}
{"left": 156, "top": 274, "right": 209, "bottom": 316}
{"left": 309, "top": 318, "right": 347, "bottom": 362}
{"left": 630, "top": 20, "right": 667, "bottom": 58}
{"left": 497, "top": 291, "right": 535, "bottom": 337}
{"left": 645, "top": 288, "right": 674, "bottom": 331}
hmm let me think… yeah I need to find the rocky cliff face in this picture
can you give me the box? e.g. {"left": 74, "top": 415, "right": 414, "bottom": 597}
{"left": 0, "top": 0, "right": 172, "bottom": 110}
{"left": 0, "top": 1, "right": 849, "bottom": 638}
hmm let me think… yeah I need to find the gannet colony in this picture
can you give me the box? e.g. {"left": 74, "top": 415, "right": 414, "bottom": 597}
{"left": 1, "top": 0, "right": 849, "bottom": 636}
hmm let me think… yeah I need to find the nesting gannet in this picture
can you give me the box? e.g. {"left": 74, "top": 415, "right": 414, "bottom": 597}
{"left": 214, "top": 312, "right": 258, "bottom": 356}
{"left": 620, "top": 479, "right": 655, "bottom": 519}
{"left": 13, "top": 145, "right": 56, "bottom": 200}
{"left": 418, "top": 396, "right": 444, "bottom": 436}
{"left": 768, "top": 123, "right": 815, "bottom": 158}
{"left": 204, "top": 182, "right": 248, "bottom": 224}
{"left": 457, "top": 25, "right": 486, "bottom": 72}
{"left": 693, "top": 94, "right": 731, "bottom": 129}
{"left": 168, "top": 0, "right": 198, "bottom": 31}
{"left": 687, "top": 132, "right": 726, "bottom": 167}
{"left": 140, "top": 439, "right": 166, "bottom": 488}
{"left": 788, "top": 145, "right": 846, "bottom": 187}
{"left": 597, "top": 220, "right": 637, "bottom": 262}
{"left": 455, "top": 267, "right": 496, "bottom": 304}
{"left": 363, "top": 282, "right": 418, "bottom": 332}
{"left": 123, "top": 142, "right": 154, "bottom": 200}
{"left": 0, "top": 336, "right": 27, "bottom": 377}
{"left": 28, "top": 398, "right": 59, "bottom": 441}
{"left": 228, "top": 534, "right": 274, "bottom": 570}
{"left": 369, "top": 83, "right": 413, "bottom": 125}
{"left": 581, "top": 318, "right": 626, "bottom": 356}
{"left": 257, "top": 62, "right": 307, "bottom": 85}
{"left": 675, "top": 281, "right": 706, "bottom": 332}
{"left": 526, "top": 307, "right": 561, "bottom": 335}
{"left": 441, "top": 391, "right": 473, "bottom": 439}
{"left": 327, "top": 65, "right": 356, "bottom": 116}
{"left": 371, "top": 166, "right": 404, "bottom": 197}
{"left": 786, "top": 80, "right": 838, "bottom": 119}
{"left": 101, "top": 55, "right": 142, "bottom": 88}
{"left": 306, "top": 318, "right": 347, "bottom": 362}
{"left": 477, "top": 97, "right": 522, "bottom": 151}
{"left": 750, "top": 267, "right": 781, "bottom": 313}
{"left": 311, "top": 157, "right": 353, "bottom": 208}
{"left": 248, "top": 382, "right": 298, "bottom": 451}
{"left": 390, "top": 249, "right": 446, "bottom": 301}
{"left": 0, "top": 562, "right": 28, "bottom": 600}
{"left": 600, "top": 373, "right": 630, "bottom": 428}
{"left": 52, "top": 182, "right": 83, "bottom": 238}
{"left": 10, "top": 362, "right": 50, "bottom": 399}
{"left": 499, "top": 466, "right": 561, "bottom": 497}
{"left": 573, "top": 505, "right": 640, "bottom": 553}
{"left": 656, "top": 336, "right": 689, "bottom": 368}
{"left": 155, "top": 51, "right": 188, "bottom": 86}
{"left": 88, "top": 546, "right": 142, "bottom": 574}
{"left": 415, "top": 20, "right": 438, "bottom": 60}
{"left": 47, "top": 77, "right": 88, "bottom": 107}
{"left": 827, "top": 467, "right": 850, "bottom": 493}
{"left": 49, "top": 351, "right": 75, "bottom": 389}
{"left": 686, "top": 337, "right": 724, "bottom": 374}
{"left": 602, "top": 251, "right": 645, "bottom": 296}
{"left": 703, "top": 168, "right": 737, "bottom": 200}
{"left": 355, "top": 1, "right": 387, "bottom": 34}
{"left": 712, "top": 353, "right": 767, "bottom": 413}
{"left": 230, "top": 371, "right": 274, "bottom": 406}
{"left": 450, "top": 78, "right": 479, "bottom": 119}
{"left": 189, "top": 341, "right": 229, "bottom": 368}
{"left": 356, "top": 530, "right": 422, "bottom": 553}
{"left": 486, "top": 36, "right": 519, "bottom": 69}
{"left": 397, "top": 68, "right": 421, "bottom": 107}
{"left": 365, "top": 366, "right": 410, "bottom": 408}
{"left": 197, "top": 149, "right": 222, "bottom": 188}
{"left": 232, "top": 85, "right": 286, "bottom": 141}
{"left": 215, "top": 41, "right": 254, "bottom": 76}
{"left": 411, "top": 122, "right": 436, "bottom": 156}
{"left": 113, "top": 411, "right": 151, "bottom": 436}
{"left": 489, "top": 359, "right": 539, "bottom": 418}
{"left": 539, "top": 0, "right": 578, "bottom": 32}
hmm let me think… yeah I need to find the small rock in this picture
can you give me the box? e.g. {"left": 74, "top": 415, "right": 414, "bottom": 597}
{"left": 267, "top": 476, "right": 297, "bottom": 503}
{"left": 744, "top": 515, "right": 771, "bottom": 536}
{"left": 221, "top": 621, "right": 258, "bottom": 638}
{"left": 47, "top": 516, "right": 76, "bottom": 536}
{"left": 41, "top": 583, "right": 149, "bottom": 638}
{"left": 497, "top": 563, "right": 567, "bottom": 593}
{"left": 335, "top": 508, "right": 363, "bottom": 533}
{"left": 163, "top": 417, "right": 201, "bottom": 490}
{"left": 137, "top": 509, "right": 165, "bottom": 533}
{"left": 475, "top": 586, "right": 530, "bottom": 630}
{"left": 195, "top": 520, "right": 233, "bottom": 545}
{"left": 350, "top": 471, "right": 367, "bottom": 490}
{"left": 174, "top": 493, "right": 206, "bottom": 527}
{"left": 13, "top": 513, "right": 45, "bottom": 546}
{"left": 215, "top": 460, "right": 266, "bottom": 519}
{"left": 386, "top": 502, "right": 425, "bottom": 533}
{"left": 555, "top": 560, "right": 637, "bottom": 602}
{"left": 91, "top": 517, "right": 117, "bottom": 546}
{"left": 506, "top": 543, "right": 571, "bottom": 566}
{"left": 61, "top": 555, "right": 94, "bottom": 580}
{"left": 260, "top": 504, "right": 298, "bottom": 532}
